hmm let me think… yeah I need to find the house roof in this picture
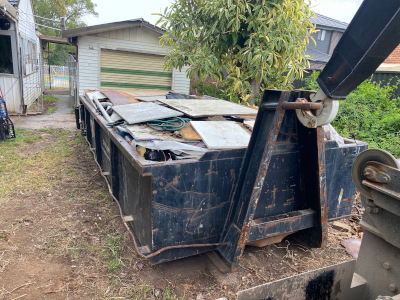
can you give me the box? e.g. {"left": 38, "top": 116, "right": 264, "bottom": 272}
{"left": 62, "top": 18, "right": 165, "bottom": 38}
{"left": 310, "top": 13, "right": 348, "bottom": 31}
{"left": 40, "top": 34, "right": 69, "bottom": 45}
{"left": 305, "top": 48, "right": 331, "bottom": 63}
{"left": 0, "top": 0, "right": 18, "bottom": 19}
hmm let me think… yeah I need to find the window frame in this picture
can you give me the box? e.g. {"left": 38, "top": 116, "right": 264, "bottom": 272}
{"left": 317, "top": 29, "right": 326, "bottom": 42}
{"left": 22, "top": 37, "right": 38, "bottom": 76}
{"left": 0, "top": 31, "right": 18, "bottom": 77}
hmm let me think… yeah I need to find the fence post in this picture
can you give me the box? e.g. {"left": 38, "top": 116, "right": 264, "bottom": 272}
{"left": 48, "top": 43, "right": 51, "bottom": 90}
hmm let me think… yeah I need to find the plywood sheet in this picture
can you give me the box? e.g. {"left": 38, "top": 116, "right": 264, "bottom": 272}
{"left": 101, "top": 90, "right": 139, "bottom": 105}
{"left": 159, "top": 99, "right": 258, "bottom": 117}
{"left": 178, "top": 123, "right": 202, "bottom": 140}
{"left": 116, "top": 90, "right": 140, "bottom": 103}
{"left": 191, "top": 121, "right": 251, "bottom": 149}
{"left": 112, "top": 102, "right": 183, "bottom": 125}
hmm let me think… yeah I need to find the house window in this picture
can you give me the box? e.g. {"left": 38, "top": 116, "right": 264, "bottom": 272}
{"left": 23, "top": 38, "right": 37, "bottom": 75}
{"left": 317, "top": 30, "right": 326, "bottom": 41}
{"left": 0, "top": 35, "right": 13, "bottom": 74}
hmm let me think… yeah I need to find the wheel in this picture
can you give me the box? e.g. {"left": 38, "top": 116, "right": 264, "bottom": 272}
{"left": 352, "top": 149, "right": 399, "bottom": 198}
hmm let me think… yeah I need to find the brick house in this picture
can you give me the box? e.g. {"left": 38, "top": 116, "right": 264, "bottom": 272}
{"left": 306, "top": 14, "right": 348, "bottom": 69}
{"left": 384, "top": 44, "right": 400, "bottom": 64}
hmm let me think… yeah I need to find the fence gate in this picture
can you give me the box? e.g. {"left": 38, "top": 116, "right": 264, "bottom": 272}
{"left": 43, "top": 64, "right": 70, "bottom": 90}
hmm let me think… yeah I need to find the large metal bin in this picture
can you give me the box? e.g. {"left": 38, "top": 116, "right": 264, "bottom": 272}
{"left": 78, "top": 91, "right": 367, "bottom": 265}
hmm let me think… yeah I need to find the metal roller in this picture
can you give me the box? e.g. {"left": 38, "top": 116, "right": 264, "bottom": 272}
{"left": 351, "top": 149, "right": 400, "bottom": 198}
{"left": 295, "top": 89, "right": 340, "bottom": 128}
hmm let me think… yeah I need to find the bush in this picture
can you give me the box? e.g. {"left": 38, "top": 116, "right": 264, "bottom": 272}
{"left": 302, "top": 71, "right": 400, "bottom": 157}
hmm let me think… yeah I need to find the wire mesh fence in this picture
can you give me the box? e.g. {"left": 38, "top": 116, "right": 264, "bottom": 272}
{"left": 22, "top": 51, "right": 45, "bottom": 113}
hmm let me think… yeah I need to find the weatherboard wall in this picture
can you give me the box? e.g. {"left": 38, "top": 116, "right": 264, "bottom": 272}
{"left": 1, "top": 0, "right": 41, "bottom": 113}
{"left": 18, "top": 0, "right": 42, "bottom": 109}
{"left": 77, "top": 27, "right": 190, "bottom": 95}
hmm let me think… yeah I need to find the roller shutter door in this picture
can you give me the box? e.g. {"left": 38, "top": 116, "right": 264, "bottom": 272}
{"left": 100, "top": 50, "right": 172, "bottom": 91}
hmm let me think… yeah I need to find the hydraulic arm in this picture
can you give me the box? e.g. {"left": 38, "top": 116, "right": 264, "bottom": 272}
{"left": 297, "top": 0, "right": 400, "bottom": 128}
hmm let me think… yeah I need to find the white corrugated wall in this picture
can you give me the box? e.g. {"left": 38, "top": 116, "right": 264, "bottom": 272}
{"left": 172, "top": 66, "right": 190, "bottom": 94}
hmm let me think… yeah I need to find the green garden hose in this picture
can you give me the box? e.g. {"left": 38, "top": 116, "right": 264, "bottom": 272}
{"left": 147, "top": 117, "right": 191, "bottom": 132}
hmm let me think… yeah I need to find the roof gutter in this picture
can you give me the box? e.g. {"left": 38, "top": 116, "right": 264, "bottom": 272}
{"left": 62, "top": 19, "right": 165, "bottom": 38}
{"left": 0, "top": 0, "right": 18, "bottom": 20}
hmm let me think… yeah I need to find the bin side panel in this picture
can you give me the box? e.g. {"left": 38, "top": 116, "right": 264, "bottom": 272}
{"left": 84, "top": 108, "right": 93, "bottom": 146}
{"left": 99, "top": 128, "right": 112, "bottom": 177}
{"left": 116, "top": 150, "right": 153, "bottom": 248}
{"left": 325, "top": 142, "right": 368, "bottom": 219}
{"left": 150, "top": 158, "right": 243, "bottom": 250}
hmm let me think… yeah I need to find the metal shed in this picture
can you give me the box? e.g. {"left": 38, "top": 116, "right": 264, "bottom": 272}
{"left": 63, "top": 19, "right": 190, "bottom": 97}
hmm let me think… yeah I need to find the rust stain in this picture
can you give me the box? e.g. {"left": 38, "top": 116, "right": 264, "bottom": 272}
{"left": 284, "top": 197, "right": 295, "bottom": 206}
{"left": 238, "top": 224, "right": 251, "bottom": 248}
{"left": 230, "top": 169, "right": 236, "bottom": 182}
{"left": 205, "top": 169, "right": 219, "bottom": 176}
{"left": 172, "top": 176, "right": 179, "bottom": 185}
{"left": 152, "top": 190, "right": 158, "bottom": 194}
{"left": 156, "top": 177, "right": 216, "bottom": 197}
{"left": 272, "top": 186, "right": 278, "bottom": 202}
{"left": 344, "top": 197, "right": 352, "bottom": 204}
{"left": 266, "top": 203, "right": 276, "bottom": 209}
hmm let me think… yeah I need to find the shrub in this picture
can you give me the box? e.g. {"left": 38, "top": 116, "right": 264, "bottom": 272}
{"left": 302, "top": 71, "right": 400, "bottom": 157}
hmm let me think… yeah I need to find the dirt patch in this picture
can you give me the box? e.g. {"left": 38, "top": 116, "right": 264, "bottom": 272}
{"left": 0, "top": 129, "right": 362, "bottom": 300}
{"left": 10, "top": 94, "right": 76, "bottom": 131}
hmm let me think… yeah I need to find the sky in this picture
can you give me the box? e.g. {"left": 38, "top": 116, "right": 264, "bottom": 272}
{"left": 84, "top": 0, "right": 364, "bottom": 27}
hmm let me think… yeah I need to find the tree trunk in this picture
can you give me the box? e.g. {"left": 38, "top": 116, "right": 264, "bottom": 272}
{"left": 248, "top": 79, "right": 261, "bottom": 106}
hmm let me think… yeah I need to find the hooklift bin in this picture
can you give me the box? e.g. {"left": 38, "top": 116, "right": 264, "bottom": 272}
{"left": 77, "top": 90, "right": 367, "bottom": 267}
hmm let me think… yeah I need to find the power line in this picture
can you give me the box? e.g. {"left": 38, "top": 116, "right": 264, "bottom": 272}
{"left": 15, "top": 16, "right": 62, "bottom": 31}
{"left": 17, "top": 8, "right": 61, "bottom": 23}
{"left": 36, "top": 23, "right": 62, "bottom": 31}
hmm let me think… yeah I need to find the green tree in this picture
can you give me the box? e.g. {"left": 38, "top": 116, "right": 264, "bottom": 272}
{"left": 33, "top": 0, "right": 97, "bottom": 65}
{"left": 157, "top": 0, "right": 316, "bottom": 106}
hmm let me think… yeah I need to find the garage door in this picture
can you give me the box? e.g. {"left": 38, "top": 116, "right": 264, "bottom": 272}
{"left": 100, "top": 50, "right": 172, "bottom": 91}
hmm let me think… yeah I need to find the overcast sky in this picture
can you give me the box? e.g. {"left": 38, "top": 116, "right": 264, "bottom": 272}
{"left": 84, "top": 0, "right": 364, "bottom": 27}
